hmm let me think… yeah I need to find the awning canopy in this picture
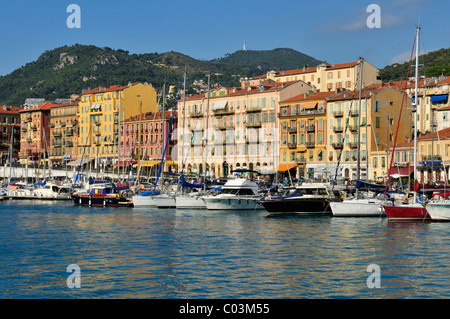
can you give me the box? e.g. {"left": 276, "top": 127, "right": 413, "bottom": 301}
{"left": 302, "top": 102, "right": 318, "bottom": 109}
{"left": 213, "top": 100, "right": 228, "bottom": 111}
{"left": 390, "top": 166, "right": 414, "bottom": 178}
{"left": 67, "top": 157, "right": 94, "bottom": 167}
{"left": 430, "top": 94, "right": 448, "bottom": 102}
{"left": 277, "top": 164, "right": 297, "bottom": 172}
{"left": 113, "top": 160, "right": 138, "bottom": 167}
{"left": 91, "top": 103, "right": 102, "bottom": 110}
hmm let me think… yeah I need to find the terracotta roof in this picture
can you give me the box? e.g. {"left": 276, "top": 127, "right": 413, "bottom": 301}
{"left": 0, "top": 106, "right": 23, "bottom": 114}
{"left": 81, "top": 83, "right": 135, "bottom": 95}
{"left": 274, "top": 66, "right": 321, "bottom": 77}
{"left": 418, "top": 126, "right": 450, "bottom": 140}
{"left": 281, "top": 91, "right": 338, "bottom": 103}
{"left": 435, "top": 76, "right": 450, "bottom": 86}
{"left": 326, "top": 61, "right": 359, "bottom": 70}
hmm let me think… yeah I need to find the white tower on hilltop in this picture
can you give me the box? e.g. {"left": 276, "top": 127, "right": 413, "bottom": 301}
{"left": 243, "top": 40, "right": 247, "bottom": 51}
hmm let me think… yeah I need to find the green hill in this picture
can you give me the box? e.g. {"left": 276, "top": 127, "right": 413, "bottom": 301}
{"left": 0, "top": 45, "right": 323, "bottom": 106}
{"left": 379, "top": 47, "right": 450, "bottom": 81}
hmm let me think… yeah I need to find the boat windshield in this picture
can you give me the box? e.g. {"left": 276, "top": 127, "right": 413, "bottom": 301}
{"left": 221, "top": 188, "right": 255, "bottom": 195}
{"left": 296, "top": 188, "right": 328, "bottom": 195}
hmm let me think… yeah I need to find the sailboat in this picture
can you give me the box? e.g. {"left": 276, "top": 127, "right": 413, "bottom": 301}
{"left": 330, "top": 58, "right": 390, "bottom": 217}
{"left": 151, "top": 80, "right": 184, "bottom": 209}
{"left": 175, "top": 72, "right": 210, "bottom": 210}
{"left": 383, "top": 25, "right": 431, "bottom": 221}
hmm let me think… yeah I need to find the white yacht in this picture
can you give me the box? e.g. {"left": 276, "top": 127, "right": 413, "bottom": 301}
{"left": 201, "top": 178, "right": 264, "bottom": 210}
{"left": 152, "top": 192, "right": 176, "bottom": 208}
{"left": 32, "top": 182, "right": 72, "bottom": 200}
{"left": 175, "top": 190, "right": 207, "bottom": 209}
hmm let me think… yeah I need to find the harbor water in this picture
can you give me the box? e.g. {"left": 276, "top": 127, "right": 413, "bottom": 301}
{"left": 1, "top": 199, "right": 449, "bottom": 299}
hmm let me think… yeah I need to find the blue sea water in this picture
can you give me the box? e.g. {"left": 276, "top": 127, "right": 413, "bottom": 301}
{"left": 0, "top": 199, "right": 449, "bottom": 299}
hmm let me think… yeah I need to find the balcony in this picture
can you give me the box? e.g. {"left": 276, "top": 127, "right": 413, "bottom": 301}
{"left": 245, "top": 107, "right": 261, "bottom": 113}
{"left": 245, "top": 121, "right": 262, "bottom": 128}
{"left": 288, "top": 143, "right": 297, "bottom": 149}
{"left": 306, "top": 142, "right": 315, "bottom": 148}
{"left": 53, "top": 142, "right": 62, "bottom": 148}
{"left": 30, "top": 125, "right": 37, "bottom": 131}
{"left": 333, "top": 126, "right": 343, "bottom": 133}
{"left": 65, "top": 129, "right": 74, "bottom": 136}
{"left": 333, "top": 111, "right": 343, "bottom": 117}
{"left": 53, "top": 132, "right": 62, "bottom": 138}
{"left": 213, "top": 107, "right": 234, "bottom": 116}
{"left": 287, "top": 126, "right": 297, "bottom": 133}
{"left": 21, "top": 124, "right": 28, "bottom": 131}
{"left": 190, "top": 111, "right": 203, "bottom": 118}
{"left": 332, "top": 142, "right": 343, "bottom": 149}
{"left": 350, "top": 110, "right": 359, "bottom": 117}
{"left": 349, "top": 124, "right": 358, "bottom": 132}
{"left": 216, "top": 123, "right": 234, "bottom": 130}
{"left": 305, "top": 125, "right": 315, "bottom": 132}
{"left": 349, "top": 142, "right": 358, "bottom": 149}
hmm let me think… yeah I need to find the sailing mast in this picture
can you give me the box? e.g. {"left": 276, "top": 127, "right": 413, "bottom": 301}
{"left": 356, "top": 57, "right": 364, "bottom": 197}
{"left": 161, "top": 83, "right": 166, "bottom": 190}
{"left": 413, "top": 25, "right": 420, "bottom": 203}
{"left": 203, "top": 74, "right": 211, "bottom": 189}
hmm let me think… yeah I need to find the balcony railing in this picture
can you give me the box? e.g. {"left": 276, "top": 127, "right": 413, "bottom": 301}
{"left": 306, "top": 142, "right": 315, "bottom": 148}
{"left": 349, "top": 142, "right": 358, "bottom": 149}
{"left": 213, "top": 107, "right": 234, "bottom": 115}
{"left": 333, "top": 111, "right": 343, "bottom": 117}
{"left": 288, "top": 143, "right": 297, "bottom": 149}
{"left": 333, "top": 126, "right": 343, "bottom": 133}
{"left": 332, "top": 142, "right": 343, "bottom": 149}
{"left": 305, "top": 125, "right": 315, "bottom": 132}
{"left": 245, "top": 121, "right": 262, "bottom": 128}
{"left": 287, "top": 127, "right": 297, "bottom": 133}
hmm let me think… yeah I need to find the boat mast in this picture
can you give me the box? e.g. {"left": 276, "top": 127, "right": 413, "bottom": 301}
{"left": 413, "top": 25, "right": 420, "bottom": 203}
{"left": 203, "top": 74, "right": 211, "bottom": 189}
{"left": 356, "top": 57, "right": 364, "bottom": 192}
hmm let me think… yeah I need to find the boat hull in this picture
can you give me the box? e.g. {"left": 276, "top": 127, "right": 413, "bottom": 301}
{"left": 425, "top": 201, "right": 450, "bottom": 221}
{"left": 132, "top": 195, "right": 156, "bottom": 207}
{"left": 261, "top": 197, "right": 333, "bottom": 214}
{"left": 152, "top": 195, "right": 176, "bottom": 208}
{"left": 175, "top": 195, "right": 206, "bottom": 209}
{"left": 72, "top": 194, "right": 127, "bottom": 207}
{"left": 384, "top": 203, "right": 430, "bottom": 221}
{"left": 331, "top": 199, "right": 386, "bottom": 217}
{"left": 203, "top": 197, "right": 264, "bottom": 210}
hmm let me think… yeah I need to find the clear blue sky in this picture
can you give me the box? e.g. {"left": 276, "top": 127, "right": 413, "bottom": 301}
{"left": 0, "top": 0, "right": 448, "bottom": 76}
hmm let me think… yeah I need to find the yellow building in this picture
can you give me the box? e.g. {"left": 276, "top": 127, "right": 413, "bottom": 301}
{"left": 49, "top": 101, "right": 79, "bottom": 165}
{"left": 273, "top": 58, "right": 378, "bottom": 92}
{"left": 75, "top": 82, "right": 158, "bottom": 169}
{"left": 327, "top": 85, "right": 413, "bottom": 181}
{"left": 279, "top": 91, "right": 338, "bottom": 179}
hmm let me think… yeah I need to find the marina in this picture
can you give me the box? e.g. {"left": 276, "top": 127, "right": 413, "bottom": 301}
{"left": 1, "top": 199, "right": 450, "bottom": 299}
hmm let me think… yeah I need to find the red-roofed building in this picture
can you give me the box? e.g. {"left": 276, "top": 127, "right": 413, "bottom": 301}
{"left": 273, "top": 58, "right": 379, "bottom": 92}
{"left": 19, "top": 101, "right": 58, "bottom": 165}
{"left": 0, "top": 106, "right": 22, "bottom": 164}
{"left": 179, "top": 80, "right": 313, "bottom": 178}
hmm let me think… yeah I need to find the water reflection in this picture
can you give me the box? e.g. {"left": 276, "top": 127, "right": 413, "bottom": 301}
{"left": 1, "top": 201, "right": 450, "bottom": 298}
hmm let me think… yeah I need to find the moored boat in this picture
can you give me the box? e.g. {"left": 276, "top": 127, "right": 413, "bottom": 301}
{"left": 261, "top": 182, "right": 342, "bottom": 215}
{"left": 72, "top": 183, "right": 131, "bottom": 207}
{"left": 202, "top": 178, "right": 264, "bottom": 210}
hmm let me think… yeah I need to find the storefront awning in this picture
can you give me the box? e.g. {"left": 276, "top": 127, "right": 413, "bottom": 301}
{"left": 430, "top": 94, "right": 448, "bottom": 102}
{"left": 277, "top": 164, "right": 297, "bottom": 172}
{"left": 67, "top": 157, "right": 94, "bottom": 167}
{"left": 390, "top": 166, "right": 414, "bottom": 178}
{"left": 213, "top": 100, "right": 228, "bottom": 110}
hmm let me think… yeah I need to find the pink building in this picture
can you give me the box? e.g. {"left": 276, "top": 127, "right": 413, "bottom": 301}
{"left": 123, "top": 110, "right": 178, "bottom": 174}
